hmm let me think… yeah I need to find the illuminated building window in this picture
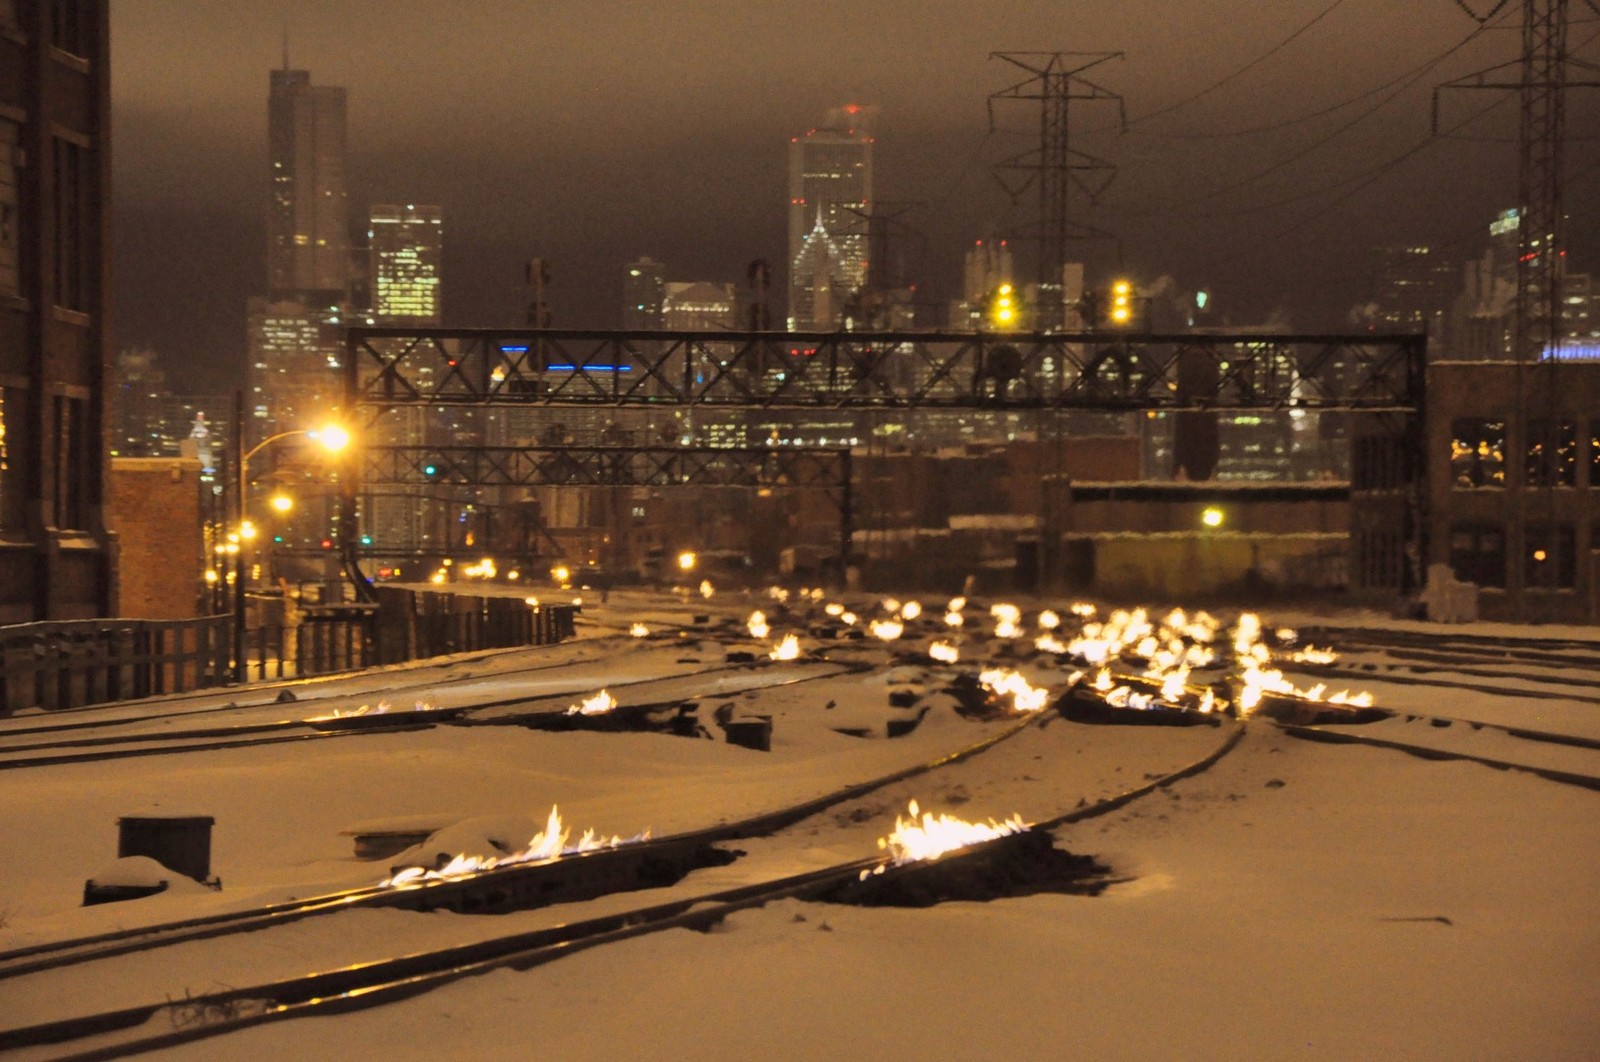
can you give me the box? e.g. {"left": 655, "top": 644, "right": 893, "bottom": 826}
{"left": 1524, "top": 419, "right": 1576, "bottom": 487}
{"left": 1448, "top": 524, "right": 1505, "bottom": 589}
{"left": 1522, "top": 524, "right": 1575, "bottom": 589}
{"left": 1449, "top": 418, "right": 1506, "bottom": 489}
{"left": 1590, "top": 423, "right": 1600, "bottom": 488}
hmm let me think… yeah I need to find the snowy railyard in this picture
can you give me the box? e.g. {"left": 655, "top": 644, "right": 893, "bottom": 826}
{"left": 1, "top": 591, "right": 1598, "bottom": 1060}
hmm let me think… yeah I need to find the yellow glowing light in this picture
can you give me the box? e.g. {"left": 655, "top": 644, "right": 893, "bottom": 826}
{"left": 551, "top": 564, "right": 572, "bottom": 584}
{"left": 269, "top": 494, "right": 293, "bottom": 513}
{"left": 204, "top": 569, "right": 219, "bottom": 584}
{"left": 677, "top": 551, "right": 698, "bottom": 571}
{"left": 1201, "top": 507, "right": 1224, "bottom": 528}
{"left": 313, "top": 424, "right": 351, "bottom": 453}
{"left": 1533, "top": 549, "right": 1547, "bottom": 561}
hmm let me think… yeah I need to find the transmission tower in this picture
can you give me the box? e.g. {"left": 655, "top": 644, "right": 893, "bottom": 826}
{"left": 989, "top": 51, "right": 1124, "bottom": 330}
{"left": 1435, "top": 0, "right": 1600, "bottom": 614}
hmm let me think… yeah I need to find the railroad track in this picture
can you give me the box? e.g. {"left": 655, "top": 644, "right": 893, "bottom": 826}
{"left": 0, "top": 656, "right": 859, "bottom": 770}
{"left": 1268, "top": 711, "right": 1600, "bottom": 791}
{"left": 0, "top": 719, "right": 1244, "bottom": 1060}
{"left": 1299, "top": 625, "right": 1600, "bottom": 669}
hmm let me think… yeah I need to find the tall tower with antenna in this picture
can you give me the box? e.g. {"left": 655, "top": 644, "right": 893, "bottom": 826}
{"left": 988, "top": 52, "right": 1123, "bottom": 331}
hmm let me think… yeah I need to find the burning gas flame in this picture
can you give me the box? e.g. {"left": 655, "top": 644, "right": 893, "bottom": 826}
{"left": 948, "top": 596, "right": 967, "bottom": 613}
{"left": 747, "top": 610, "right": 770, "bottom": 639}
{"left": 380, "top": 805, "right": 650, "bottom": 887}
{"left": 873, "top": 799, "right": 1028, "bottom": 867}
{"left": 629, "top": 622, "right": 650, "bottom": 638}
{"left": 1291, "top": 646, "right": 1337, "bottom": 665}
{"left": 1037, "top": 609, "right": 1061, "bottom": 630}
{"left": 841, "top": 611, "right": 859, "bottom": 626}
{"left": 699, "top": 579, "right": 715, "bottom": 599}
{"left": 825, "top": 602, "right": 845, "bottom": 617}
{"left": 769, "top": 633, "right": 800, "bottom": 660}
{"left": 900, "top": 600, "right": 923, "bottom": 620}
{"left": 978, "top": 668, "right": 1049, "bottom": 713}
{"left": 869, "top": 618, "right": 904, "bottom": 641}
{"left": 929, "top": 641, "right": 960, "bottom": 663}
{"left": 566, "top": 689, "right": 617, "bottom": 716}
{"left": 1035, "top": 634, "right": 1067, "bottom": 654}
{"left": 882, "top": 597, "right": 902, "bottom": 614}
{"left": 944, "top": 611, "right": 964, "bottom": 627}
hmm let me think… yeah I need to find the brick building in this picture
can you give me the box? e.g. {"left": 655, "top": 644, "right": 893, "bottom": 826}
{"left": 0, "top": 0, "right": 116, "bottom": 622}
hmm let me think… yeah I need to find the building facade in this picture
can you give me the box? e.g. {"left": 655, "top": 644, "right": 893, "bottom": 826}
{"left": 267, "top": 66, "right": 349, "bottom": 302}
{"left": 0, "top": 0, "right": 116, "bottom": 621}
{"left": 369, "top": 204, "right": 441, "bottom": 324}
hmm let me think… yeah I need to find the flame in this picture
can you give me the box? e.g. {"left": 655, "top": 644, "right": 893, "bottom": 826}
{"left": 948, "top": 596, "right": 967, "bottom": 613}
{"left": 1035, "top": 633, "right": 1067, "bottom": 654}
{"left": 381, "top": 805, "right": 650, "bottom": 887}
{"left": 1091, "top": 668, "right": 1113, "bottom": 691}
{"left": 874, "top": 799, "right": 1028, "bottom": 866}
{"left": 882, "top": 597, "right": 902, "bottom": 614}
{"left": 929, "top": 641, "right": 959, "bottom": 663}
{"left": 1037, "top": 609, "right": 1061, "bottom": 630}
{"left": 990, "top": 603, "right": 1022, "bottom": 626}
{"left": 629, "top": 622, "right": 650, "bottom": 638}
{"left": 978, "top": 668, "right": 1049, "bottom": 713}
{"left": 699, "top": 579, "right": 715, "bottom": 599}
{"left": 747, "top": 610, "right": 771, "bottom": 639}
{"left": 825, "top": 602, "right": 845, "bottom": 617}
{"left": 566, "top": 689, "right": 617, "bottom": 716}
{"left": 869, "top": 618, "right": 904, "bottom": 641}
{"left": 1070, "top": 601, "right": 1097, "bottom": 618}
{"left": 841, "top": 611, "right": 859, "bottom": 626}
{"left": 769, "top": 633, "right": 801, "bottom": 660}
{"left": 1291, "top": 646, "right": 1337, "bottom": 665}
{"left": 768, "top": 586, "right": 790, "bottom": 603}
{"left": 900, "top": 600, "right": 923, "bottom": 621}
{"left": 1159, "top": 667, "right": 1190, "bottom": 702}
{"left": 943, "top": 611, "right": 965, "bottom": 627}
{"left": 1276, "top": 627, "right": 1298, "bottom": 645}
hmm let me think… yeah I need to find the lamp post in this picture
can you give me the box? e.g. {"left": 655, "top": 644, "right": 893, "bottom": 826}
{"left": 231, "top": 389, "right": 350, "bottom": 683}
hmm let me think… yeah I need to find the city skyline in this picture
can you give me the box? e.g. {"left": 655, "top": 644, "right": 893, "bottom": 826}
{"left": 111, "top": 1, "right": 1600, "bottom": 390}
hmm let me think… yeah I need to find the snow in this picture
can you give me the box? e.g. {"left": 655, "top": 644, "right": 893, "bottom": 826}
{"left": 2, "top": 591, "right": 1598, "bottom": 1059}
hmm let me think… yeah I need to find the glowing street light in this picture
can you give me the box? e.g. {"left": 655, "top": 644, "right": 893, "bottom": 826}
{"left": 1201, "top": 506, "right": 1225, "bottom": 529}
{"left": 677, "top": 550, "right": 698, "bottom": 572}
{"left": 269, "top": 493, "right": 294, "bottom": 513}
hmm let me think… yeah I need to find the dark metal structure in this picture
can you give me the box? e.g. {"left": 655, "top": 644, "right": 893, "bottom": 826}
{"left": 343, "top": 326, "right": 1428, "bottom": 594}
{"left": 989, "top": 52, "right": 1123, "bottom": 329}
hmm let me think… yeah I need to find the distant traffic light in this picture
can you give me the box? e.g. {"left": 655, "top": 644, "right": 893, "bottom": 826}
{"left": 1109, "top": 280, "right": 1133, "bottom": 326}
{"left": 989, "top": 283, "right": 1018, "bottom": 329}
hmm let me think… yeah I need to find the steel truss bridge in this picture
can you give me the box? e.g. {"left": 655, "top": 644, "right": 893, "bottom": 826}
{"left": 340, "top": 327, "right": 1426, "bottom": 596}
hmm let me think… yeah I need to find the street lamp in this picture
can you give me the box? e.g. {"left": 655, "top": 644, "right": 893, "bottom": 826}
{"left": 233, "top": 389, "right": 351, "bottom": 683}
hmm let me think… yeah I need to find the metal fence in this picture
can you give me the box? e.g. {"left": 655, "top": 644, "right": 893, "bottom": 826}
{"left": 0, "top": 593, "right": 579, "bottom": 715}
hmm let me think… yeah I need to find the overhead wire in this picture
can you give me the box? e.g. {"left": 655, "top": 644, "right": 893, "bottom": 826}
{"left": 1123, "top": 0, "right": 1352, "bottom": 129}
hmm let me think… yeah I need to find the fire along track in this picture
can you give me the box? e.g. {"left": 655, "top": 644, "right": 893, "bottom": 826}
{"left": 0, "top": 694, "right": 1046, "bottom": 983}
{"left": 0, "top": 719, "right": 1244, "bottom": 1060}
{"left": 0, "top": 653, "right": 861, "bottom": 771}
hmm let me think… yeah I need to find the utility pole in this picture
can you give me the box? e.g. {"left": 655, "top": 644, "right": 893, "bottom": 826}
{"left": 989, "top": 51, "right": 1123, "bottom": 331}
{"left": 1436, "top": 0, "right": 1600, "bottom": 616}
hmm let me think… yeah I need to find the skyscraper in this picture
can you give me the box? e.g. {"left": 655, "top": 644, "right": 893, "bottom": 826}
{"left": 787, "top": 109, "right": 873, "bottom": 330}
{"left": 623, "top": 257, "right": 666, "bottom": 331}
{"left": 267, "top": 66, "right": 350, "bottom": 302}
{"left": 370, "top": 204, "right": 442, "bottom": 324}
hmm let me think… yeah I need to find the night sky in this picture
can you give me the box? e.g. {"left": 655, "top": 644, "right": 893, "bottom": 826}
{"left": 111, "top": 0, "right": 1599, "bottom": 391}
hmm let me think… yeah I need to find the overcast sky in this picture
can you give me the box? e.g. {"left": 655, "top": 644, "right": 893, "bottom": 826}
{"left": 110, "top": 0, "right": 1600, "bottom": 390}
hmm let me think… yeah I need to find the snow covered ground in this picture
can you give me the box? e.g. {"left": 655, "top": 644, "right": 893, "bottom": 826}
{"left": 2, "top": 591, "right": 1597, "bottom": 1060}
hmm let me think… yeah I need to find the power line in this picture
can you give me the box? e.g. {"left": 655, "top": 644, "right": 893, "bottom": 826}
{"left": 1126, "top": 0, "right": 1352, "bottom": 129}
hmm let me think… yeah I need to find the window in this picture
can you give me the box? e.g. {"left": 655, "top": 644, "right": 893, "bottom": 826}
{"left": 52, "top": 395, "right": 86, "bottom": 529}
{"left": 50, "top": 0, "right": 92, "bottom": 58}
{"left": 1523, "top": 524, "right": 1575, "bottom": 590}
{"left": 52, "top": 137, "right": 91, "bottom": 313}
{"left": 1525, "top": 418, "right": 1576, "bottom": 487}
{"left": 1450, "top": 418, "right": 1505, "bottom": 488}
{"left": 0, "top": 119, "right": 18, "bottom": 298}
{"left": 0, "top": 387, "right": 23, "bottom": 530}
{"left": 1448, "top": 524, "right": 1505, "bottom": 588}
{"left": 1591, "top": 421, "right": 1600, "bottom": 488}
